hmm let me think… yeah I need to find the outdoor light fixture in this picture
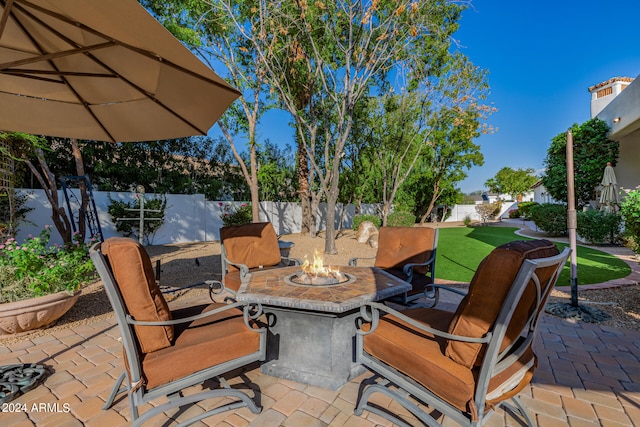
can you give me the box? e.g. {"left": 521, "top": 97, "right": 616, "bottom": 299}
{"left": 613, "top": 117, "right": 621, "bottom": 123}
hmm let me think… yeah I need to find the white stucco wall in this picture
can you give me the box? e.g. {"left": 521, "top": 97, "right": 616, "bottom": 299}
{"left": 596, "top": 74, "right": 640, "bottom": 193}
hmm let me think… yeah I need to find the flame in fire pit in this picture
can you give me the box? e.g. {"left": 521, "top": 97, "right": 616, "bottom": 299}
{"left": 302, "top": 250, "right": 343, "bottom": 279}
{"left": 291, "top": 250, "right": 347, "bottom": 285}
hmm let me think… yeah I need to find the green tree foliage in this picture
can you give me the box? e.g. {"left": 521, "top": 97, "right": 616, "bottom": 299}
{"left": 141, "top": 0, "right": 273, "bottom": 221}
{"left": 215, "top": 0, "right": 476, "bottom": 254}
{"left": 256, "top": 141, "right": 298, "bottom": 202}
{"left": 412, "top": 104, "right": 486, "bottom": 223}
{"left": 42, "top": 137, "right": 247, "bottom": 200}
{"left": 542, "top": 119, "right": 618, "bottom": 208}
{"left": 484, "top": 167, "right": 538, "bottom": 201}
{"left": 620, "top": 189, "right": 640, "bottom": 254}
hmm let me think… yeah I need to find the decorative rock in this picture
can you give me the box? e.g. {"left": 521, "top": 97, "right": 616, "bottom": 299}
{"left": 368, "top": 233, "right": 379, "bottom": 249}
{"left": 356, "top": 221, "right": 378, "bottom": 243}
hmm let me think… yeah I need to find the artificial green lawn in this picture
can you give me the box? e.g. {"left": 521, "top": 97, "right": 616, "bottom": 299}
{"left": 436, "top": 226, "right": 631, "bottom": 286}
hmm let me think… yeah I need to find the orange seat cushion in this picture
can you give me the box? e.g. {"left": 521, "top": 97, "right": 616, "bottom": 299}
{"left": 101, "top": 237, "right": 173, "bottom": 353}
{"left": 142, "top": 303, "right": 262, "bottom": 390}
{"left": 363, "top": 308, "right": 475, "bottom": 412}
{"left": 363, "top": 308, "right": 537, "bottom": 416}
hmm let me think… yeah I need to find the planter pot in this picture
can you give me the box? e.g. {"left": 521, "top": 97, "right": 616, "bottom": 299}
{"left": 0, "top": 290, "right": 81, "bottom": 335}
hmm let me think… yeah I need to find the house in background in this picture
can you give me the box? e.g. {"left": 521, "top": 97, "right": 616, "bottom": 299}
{"left": 590, "top": 75, "right": 640, "bottom": 192}
{"left": 531, "top": 180, "right": 558, "bottom": 204}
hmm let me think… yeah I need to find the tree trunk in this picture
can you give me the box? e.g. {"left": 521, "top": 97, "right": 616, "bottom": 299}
{"left": 324, "top": 200, "right": 337, "bottom": 254}
{"left": 309, "top": 192, "right": 319, "bottom": 238}
{"left": 249, "top": 143, "right": 260, "bottom": 222}
{"left": 23, "top": 149, "right": 72, "bottom": 243}
{"left": 381, "top": 202, "right": 391, "bottom": 226}
{"left": 297, "top": 142, "right": 311, "bottom": 234}
{"left": 70, "top": 139, "right": 89, "bottom": 241}
{"left": 420, "top": 199, "right": 437, "bottom": 223}
{"left": 323, "top": 185, "right": 340, "bottom": 254}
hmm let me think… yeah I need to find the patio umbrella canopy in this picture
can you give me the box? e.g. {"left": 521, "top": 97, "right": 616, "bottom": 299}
{"left": 600, "top": 162, "right": 620, "bottom": 213}
{"left": 0, "top": 0, "right": 240, "bottom": 143}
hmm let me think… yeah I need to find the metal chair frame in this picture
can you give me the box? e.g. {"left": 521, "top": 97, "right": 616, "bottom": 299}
{"left": 90, "top": 243, "right": 267, "bottom": 427}
{"left": 354, "top": 247, "right": 570, "bottom": 426}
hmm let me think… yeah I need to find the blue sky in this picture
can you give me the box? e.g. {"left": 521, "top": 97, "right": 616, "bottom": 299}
{"left": 215, "top": 1, "right": 640, "bottom": 195}
{"left": 453, "top": 1, "right": 640, "bottom": 193}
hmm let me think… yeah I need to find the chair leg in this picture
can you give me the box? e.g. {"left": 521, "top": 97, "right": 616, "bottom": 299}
{"left": 355, "top": 382, "right": 442, "bottom": 427}
{"left": 132, "top": 388, "right": 260, "bottom": 427}
{"left": 103, "top": 371, "right": 128, "bottom": 410}
{"left": 503, "top": 396, "right": 535, "bottom": 427}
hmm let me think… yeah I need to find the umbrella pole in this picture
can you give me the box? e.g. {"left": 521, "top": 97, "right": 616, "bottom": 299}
{"left": 566, "top": 130, "right": 579, "bottom": 307}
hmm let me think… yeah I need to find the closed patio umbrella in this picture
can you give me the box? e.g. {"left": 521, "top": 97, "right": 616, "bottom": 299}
{"left": 599, "top": 162, "right": 620, "bottom": 213}
{"left": 0, "top": 0, "right": 240, "bottom": 143}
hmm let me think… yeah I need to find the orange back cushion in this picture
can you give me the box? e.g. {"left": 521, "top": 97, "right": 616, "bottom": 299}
{"left": 221, "top": 222, "right": 282, "bottom": 271}
{"left": 445, "top": 239, "right": 559, "bottom": 368}
{"left": 375, "top": 227, "right": 436, "bottom": 275}
{"left": 102, "top": 237, "right": 174, "bottom": 353}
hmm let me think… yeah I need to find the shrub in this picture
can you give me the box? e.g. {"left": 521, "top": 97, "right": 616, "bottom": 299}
{"left": 352, "top": 214, "right": 381, "bottom": 230}
{"left": 517, "top": 201, "right": 538, "bottom": 219}
{"left": 387, "top": 211, "right": 416, "bottom": 227}
{"left": 219, "top": 203, "right": 252, "bottom": 227}
{"left": 620, "top": 189, "right": 640, "bottom": 254}
{"left": 508, "top": 209, "right": 521, "bottom": 219}
{"left": 463, "top": 215, "right": 472, "bottom": 226}
{"left": 577, "top": 210, "right": 623, "bottom": 244}
{"left": 530, "top": 203, "right": 567, "bottom": 236}
{"left": 0, "top": 226, "right": 96, "bottom": 302}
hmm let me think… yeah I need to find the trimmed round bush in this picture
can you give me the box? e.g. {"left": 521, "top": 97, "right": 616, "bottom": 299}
{"left": 517, "top": 201, "right": 538, "bottom": 219}
{"left": 387, "top": 211, "right": 416, "bottom": 227}
{"left": 530, "top": 203, "right": 567, "bottom": 236}
{"left": 577, "top": 210, "right": 622, "bottom": 244}
{"left": 352, "top": 214, "right": 381, "bottom": 230}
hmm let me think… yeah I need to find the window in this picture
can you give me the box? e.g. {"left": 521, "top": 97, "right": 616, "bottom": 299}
{"left": 597, "top": 87, "right": 613, "bottom": 98}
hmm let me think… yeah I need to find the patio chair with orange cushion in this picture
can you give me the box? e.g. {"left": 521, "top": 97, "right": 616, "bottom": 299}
{"left": 90, "top": 237, "right": 266, "bottom": 427}
{"left": 349, "top": 226, "right": 439, "bottom": 305}
{"left": 220, "top": 222, "right": 300, "bottom": 295}
{"left": 354, "top": 239, "right": 569, "bottom": 426}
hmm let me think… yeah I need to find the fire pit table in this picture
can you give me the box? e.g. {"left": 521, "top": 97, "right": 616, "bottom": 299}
{"left": 235, "top": 265, "right": 411, "bottom": 389}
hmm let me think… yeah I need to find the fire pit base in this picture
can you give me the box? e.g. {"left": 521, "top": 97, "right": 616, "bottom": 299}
{"left": 262, "top": 306, "right": 366, "bottom": 389}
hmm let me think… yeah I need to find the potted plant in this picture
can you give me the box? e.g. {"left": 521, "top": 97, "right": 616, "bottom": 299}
{"left": 0, "top": 225, "right": 96, "bottom": 335}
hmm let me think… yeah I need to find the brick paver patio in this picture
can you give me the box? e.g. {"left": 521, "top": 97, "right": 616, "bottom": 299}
{"left": 1, "top": 293, "right": 639, "bottom": 426}
{"left": 2, "top": 224, "right": 639, "bottom": 426}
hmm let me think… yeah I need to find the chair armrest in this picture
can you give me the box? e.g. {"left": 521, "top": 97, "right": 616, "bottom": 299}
{"left": 223, "top": 256, "right": 250, "bottom": 277}
{"left": 281, "top": 256, "right": 302, "bottom": 266}
{"left": 160, "top": 280, "right": 227, "bottom": 302}
{"left": 426, "top": 284, "right": 467, "bottom": 297}
{"left": 356, "top": 302, "right": 490, "bottom": 344}
{"left": 349, "top": 256, "right": 376, "bottom": 266}
{"left": 401, "top": 252, "right": 436, "bottom": 277}
{"left": 126, "top": 301, "right": 264, "bottom": 331}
